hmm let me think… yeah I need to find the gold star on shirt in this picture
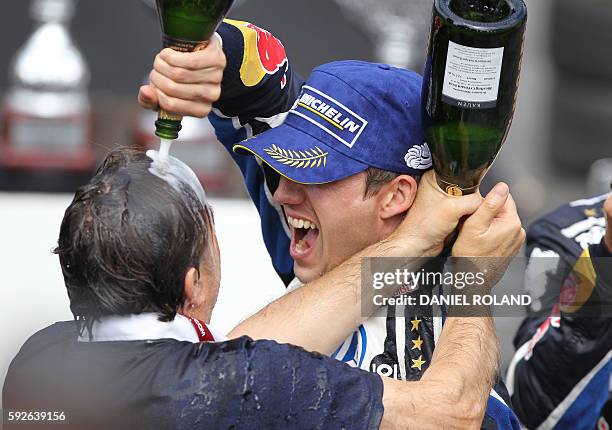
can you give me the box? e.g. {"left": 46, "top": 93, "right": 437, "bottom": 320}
{"left": 411, "top": 355, "right": 426, "bottom": 371}
{"left": 584, "top": 208, "right": 598, "bottom": 218}
{"left": 411, "top": 336, "right": 423, "bottom": 351}
{"left": 410, "top": 318, "right": 421, "bottom": 332}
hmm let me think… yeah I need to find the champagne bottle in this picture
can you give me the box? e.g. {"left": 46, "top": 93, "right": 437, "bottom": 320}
{"left": 422, "top": 0, "right": 527, "bottom": 195}
{"left": 154, "top": 0, "right": 234, "bottom": 140}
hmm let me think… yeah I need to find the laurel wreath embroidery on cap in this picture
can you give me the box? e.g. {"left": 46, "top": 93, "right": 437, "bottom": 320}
{"left": 264, "top": 144, "right": 328, "bottom": 168}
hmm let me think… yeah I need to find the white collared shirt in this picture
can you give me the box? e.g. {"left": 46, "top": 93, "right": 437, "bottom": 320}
{"left": 78, "top": 313, "right": 228, "bottom": 343}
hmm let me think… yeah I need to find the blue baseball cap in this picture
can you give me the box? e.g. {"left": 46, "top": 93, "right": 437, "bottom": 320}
{"left": 233, "top": 60, "right": 432, "bottom": 184}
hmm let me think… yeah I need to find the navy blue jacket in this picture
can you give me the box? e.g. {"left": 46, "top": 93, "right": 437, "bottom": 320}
{"left": 3, "top": 321, "right": 384, "bottom": 429}
{"left": 507, "top": 194, "right": 612, "bottom": 429}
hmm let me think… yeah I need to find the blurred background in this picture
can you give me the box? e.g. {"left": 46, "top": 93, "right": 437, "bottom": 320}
{"left": 0, "top": 0, "right": 611, "bottom": 404}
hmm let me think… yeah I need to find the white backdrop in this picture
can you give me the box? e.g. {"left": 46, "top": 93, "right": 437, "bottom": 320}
{"left": 0, "top": 193, "right": 285, "bottom": 405}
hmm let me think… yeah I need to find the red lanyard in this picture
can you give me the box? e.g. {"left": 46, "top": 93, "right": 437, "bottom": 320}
{"left": 188, "top": 317, "right": 216, "bottom": 342}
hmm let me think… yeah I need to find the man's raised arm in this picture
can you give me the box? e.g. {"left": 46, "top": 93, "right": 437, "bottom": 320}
{"left": 139, "top": 19, "right": 301, "bottom": 285}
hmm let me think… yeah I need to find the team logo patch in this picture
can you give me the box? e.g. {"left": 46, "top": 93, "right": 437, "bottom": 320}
{"left": 290, "top": 86, "right": 368, "bottom": 149}
{"left": 404, "top": 143, "right": 432, "bottom": 170}
{"left": 225, "top": 19, "right": 288, "bottom": 88}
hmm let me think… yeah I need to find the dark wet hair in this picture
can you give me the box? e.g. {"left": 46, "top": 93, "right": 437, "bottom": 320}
{"left": 54, "top": 148, "right": 208, "bottom": 337}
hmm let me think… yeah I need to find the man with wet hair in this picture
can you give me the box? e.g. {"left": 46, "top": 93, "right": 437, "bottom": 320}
{"left": 55, "top": 149, "right": 220, "bottom": 336}
{"left": 139, "top": 19, "right": 525, "bottom": 428}
{"left": 4, "top": 147, "right": 512, "bottom": 429}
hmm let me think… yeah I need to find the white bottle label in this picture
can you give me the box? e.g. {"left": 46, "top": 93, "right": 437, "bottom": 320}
{"left": 442, "top": 41, "right": 504, "bottom": 109}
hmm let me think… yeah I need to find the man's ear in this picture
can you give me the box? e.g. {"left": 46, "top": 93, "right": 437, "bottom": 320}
{"left": 183, "top": 267, "right": 201, "bottom": 308}
{"left": 378, "top": 175, "right": 418, "bottom": 221}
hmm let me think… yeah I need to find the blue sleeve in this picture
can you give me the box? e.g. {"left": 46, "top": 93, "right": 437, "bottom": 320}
{"left": 507, "top": 198, "right": 612, "bottom": 429}
{"left": 182, "top": 337, "right": 385, "bottom": 430}
{"left": 483, "top": 386, "right": 522, "bottom": 430}
{"left": 209, "top": 20, "right": 304, "bottom": 286}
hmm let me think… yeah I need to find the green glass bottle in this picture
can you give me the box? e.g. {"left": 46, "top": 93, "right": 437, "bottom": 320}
{"left": 154, "top": 0, "right": 234, "bottom": 140}
{"left": 422, "top": 0, "right": 527, "bottom": 195}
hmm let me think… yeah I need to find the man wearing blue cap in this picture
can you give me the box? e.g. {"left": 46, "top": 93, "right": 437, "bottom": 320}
{"left": 139, "top": 19, "right": 524, "bottom": 428}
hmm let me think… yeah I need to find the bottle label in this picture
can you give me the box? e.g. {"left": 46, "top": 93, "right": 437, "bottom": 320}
{"left": 442, "top": 41, "right": 504, "bottom": 109}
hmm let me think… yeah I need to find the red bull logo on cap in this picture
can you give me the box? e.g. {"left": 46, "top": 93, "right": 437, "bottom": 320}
{"left": 225, "top": 19, "right": 288, "bottom": 88}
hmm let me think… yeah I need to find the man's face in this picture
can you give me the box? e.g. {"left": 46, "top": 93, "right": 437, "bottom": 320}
{"left": 273, "top": 173, "right": 387, "bottom": 283}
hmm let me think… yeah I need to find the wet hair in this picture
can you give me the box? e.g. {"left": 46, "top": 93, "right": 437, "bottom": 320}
{"left": 363, "top": 167, "right": 421, "bottom": 199}
{"left": 54, "top": 148, "right": 208, "bottom": 337}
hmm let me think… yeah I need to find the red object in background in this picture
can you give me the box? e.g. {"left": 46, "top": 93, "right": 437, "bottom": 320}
{"left": 1, "top": 107, "right": 95, "bottom": 171}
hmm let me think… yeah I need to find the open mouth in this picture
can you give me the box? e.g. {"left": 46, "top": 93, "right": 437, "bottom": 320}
{"left": 287, "top": 215, "right": 319, "bottom": 258}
